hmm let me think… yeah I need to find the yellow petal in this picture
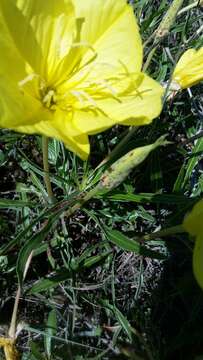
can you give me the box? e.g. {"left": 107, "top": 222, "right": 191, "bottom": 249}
{"left": 73, "top": 110, "right": 116, "bottom": 135}
{"left": 0, "top": 13, "right": 25, "bottom": 81}
{"left": 183, "top": 199, "right": 203, "bottom": 237}
{"left": 193, "top": 234, "right": 203, "bottom": 289}
{"left": 74, "top": 0, "right": 142, "bottom": 72}
{"left": 16, "top": 109, "right": 90, "bottom": 160}
{"left": 0, "top": 0, "right": 76, "bottom": 82}
{"left": 173, "top": 47, "right": 203, "bottom": 89}
{"left": 73, "top": 73, "right": 163, "bottom": 134}
{"left": 0, "top": 74, "right": 52, "bottom": 128}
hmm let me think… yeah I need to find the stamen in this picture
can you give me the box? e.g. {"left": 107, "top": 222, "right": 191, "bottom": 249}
{"left": 42, "top": 90, "right": 56, "bottom": 109}
{"left": 18, "top": 73, "right": 39, "bottom": 88}
{"left": 70, "top": 90, "right": 97, "bottom": 108}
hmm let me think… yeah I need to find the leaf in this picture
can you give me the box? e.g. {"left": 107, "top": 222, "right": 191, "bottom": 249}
{"left": 101, "top": 301, "right": 132, "bottom": 342}
{"left": 27, "top": 269, "right": 72, "bottom": 294}
{"left": 0, "top": 208, "right": 47, "bottom": 255}
{"left": 103, "top": 226, "right": 166, "bottom": 260}
{"left": 30, "top": 342, "right": 45, "bottom": 360}
{"left": 30, "top": 171, "right": 48, "bottom": 199}
{"left": 0, "top": 197, "right": 77, "bottom": 256}
{"left": 16, "top": 195, "right": 80, "bottom": 284}
{"left": 48, "top": 139, "right": 60, "bottom": 165}
{"left": 114, "top": 307, "right": 132, "bottom": 342}
{"left": 0, "top": 150, "right": 6, "bottom": 166}
{"left": 103, "top": 192, "right": 191, "bottom": 205}
{"left": 45, "top": 309, "right": 57, "bottom": 359}
{"left": 103, "top": 227, "right": 140, "bottom": 253}
{"left": 83, "top": 252, "right": 111, "bottom": 268}
{"left": 182, "top": 138, "right": 203, "bottom": 190}
{"left": 173, "top": 164, "right": 186, "bottom": 193}
{"left": 0, "top": 199, "right": 35, "bottom": 209}
{"left": 17, "top": 220, "right": 54, "bottom": 285}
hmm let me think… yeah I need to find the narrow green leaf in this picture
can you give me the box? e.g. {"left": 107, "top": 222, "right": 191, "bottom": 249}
{"left": 182, "top": 138, "right": 203, "bottom": 190}
{"left": 17, "top": 221, "right": 54, "bottom": 285}
{"left": 0, "top": 197, "right": 77, "bottom": 256}
{"left": 173, "top": 164, "right": 186, "bottom": 193}
{"left": 30, "top": 342, "right": 45, "bottom": 360}
{"left": 0, "top": 198, "right": 35, "bottom": 209}
{"left": 30, "top": 171, "right": 48, "bottom": 199}
{"left": 104, "top": 192, "right": 191, "bottom": 205}
{"left": 27, "top": 269, "right": 71, "bottom": 294}
{"left": 101, "top": 300, "right": 132, "bottom": 342}
{"left": 45, "top": 309, "right": 57, "bottom": 359}
{"left": 48, "top": 139, "right": 60, "bottom": 165}
{"left": 0, "top": 150, "right": 6, "bottom": 166}
{"left": 104, "top": 227, "right": 140, "bottom": 253}
{"left": 114, "top": 307, "right": 132, "bottom": 342}
{"left": 83, "top": 252, "right": 111, "bottom": 268}
{"left": 103, "top": 227, "right": 166, "bottom": 260}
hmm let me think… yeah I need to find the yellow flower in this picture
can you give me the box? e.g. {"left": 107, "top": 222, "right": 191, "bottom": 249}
{"left": 0, "top": 0, "right": 163, "bottom": 159}
{"left": 172, "top": 47, "right": 203, "bottom": 89}
{"left": 183, "top": 199, "right": 203, "bottom": 289}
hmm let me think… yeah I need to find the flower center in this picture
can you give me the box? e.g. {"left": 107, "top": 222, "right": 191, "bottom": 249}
{"left": 18, "top": 73, "right": 58, "bottom": 110}
{"left": 41, "top": 88, "right": 57, "bottom": 109}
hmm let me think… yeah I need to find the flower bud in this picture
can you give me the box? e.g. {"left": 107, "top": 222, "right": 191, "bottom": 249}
{"left": 99, "top": 135, "right": 170, "bottom": 190}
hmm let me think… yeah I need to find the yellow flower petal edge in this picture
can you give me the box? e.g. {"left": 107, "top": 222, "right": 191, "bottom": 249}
{"left": 183, "top": 199, "right": 203, "bottom": 237}
{"left": 183, "top": 199, "right": 203, "bottom": 289}
{"left": 193, "top": 234, "right": 203, "bottom": 289}
{"left": 172, "top": 47, "right": 203, "bottom": 89}
{"left": 0, "top": 0, "right": 163, "bottom": 159}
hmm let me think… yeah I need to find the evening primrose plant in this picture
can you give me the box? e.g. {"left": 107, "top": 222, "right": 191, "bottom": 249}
{"left": 0, "top": 0, "right": 203, "bottom": 359}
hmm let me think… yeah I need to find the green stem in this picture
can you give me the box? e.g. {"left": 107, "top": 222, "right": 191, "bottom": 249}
{"left": 142, "top": 46, "right": 158, "bottom": 72}
{"left": 65, "top": 186, "right": 100, "bottom": 218}
{"left": 42, "top": 136, "right": 55, "bottom": 203}
{"left": 140, "top": 224, "right": 185, "bottom": 242}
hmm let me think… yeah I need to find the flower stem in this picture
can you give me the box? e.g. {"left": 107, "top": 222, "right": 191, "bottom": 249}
{"left": 42, "top": 136, "right": 55, "bottom": 203}
{"left": 65, "top": 186, "right": 100, "bottom": 218}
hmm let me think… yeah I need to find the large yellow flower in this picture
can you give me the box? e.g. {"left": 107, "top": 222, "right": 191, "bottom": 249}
{"left": 0, "top": 0, "right": 163, "bottom": 159}
{"left": 172, "top": 47, "right": 203, "bottom": 89}
{"left": 183, "top": 199, "right": 203, "bottom": 289}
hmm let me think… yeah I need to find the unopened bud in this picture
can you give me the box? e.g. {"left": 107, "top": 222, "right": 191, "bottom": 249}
{"left": 99, "top": 135, "right": 171, "bottom": 191}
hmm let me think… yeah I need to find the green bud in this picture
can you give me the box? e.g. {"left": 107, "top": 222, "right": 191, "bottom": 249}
{"left": 99, "top": 135, "right": 171, "bottom": 191}
{"left": 155, "top": 0, "right": 184, "bottom": 39}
